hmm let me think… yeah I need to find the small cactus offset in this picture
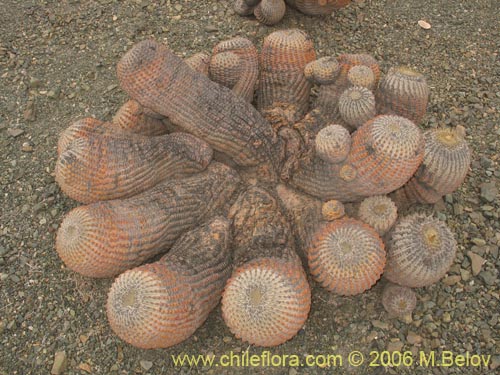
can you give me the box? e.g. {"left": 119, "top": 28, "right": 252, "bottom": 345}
{"left": 381, "top": 282, "right": 417, "bottom": 319}
{"left": 358, "top": 195, "right": 398, "bottom": 236}
{"left": 106, "top": 217, "right": 233, "bottom": 349}
{"left": 384, "top": 213, "right": 457, "bottom": 288}
{"left": 254, "top": 0, "right": 287, "bottom": 26}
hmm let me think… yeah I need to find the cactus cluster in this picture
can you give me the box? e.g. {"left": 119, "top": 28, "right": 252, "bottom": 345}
{"left": 55, "top": 29, "right": 471, "bottom": 349}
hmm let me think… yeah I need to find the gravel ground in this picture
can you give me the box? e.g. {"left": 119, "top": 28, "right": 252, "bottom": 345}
{"left": 1, "top": 0, "right": 499, "bottom": 374}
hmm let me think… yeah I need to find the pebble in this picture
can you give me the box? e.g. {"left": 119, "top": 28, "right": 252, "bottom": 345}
{"left": 471, "top": 238, "right": 486, "bottom": 246}
{"left": 442, "top": 275, "right": 461, "bottom": 286}
{"left": 479, "top": 271, "right": 496, "bottom": 285}
{"left": 140, "top": 360, "right": 153, "bottom": 371}
{"left": 51, "top": 351, "right": 67, "bottom": 375}
{"left": 460, "top": 268, "right": 471, "bottom": 281}
{"left": 491, "top": 355, "right": 500, "bottom": 370}
{"left": 372, "top": 320, "right": 390, "bottom": 330}
{"left": 467, "top": 251, "right": 485, "bottom": 275}
{"left": 480, "top": 182, "right": 498, "bottom": 202}
{"left": 0, "top": 246, "right": 7, "bottom": 257}
{"left": 22, "top": 141, "right": 34, "bottom": 152}
{"left": 407, "top": 331, "right": 423, "bottom": 345}
{"left": 7, "top": 128, "right": 24, "bottom": 137}
{"left": 442, "top": 312, "right": 451, "bottom": 323}
{"left": 387, "top": 340, "right": 404, "bottom": 352}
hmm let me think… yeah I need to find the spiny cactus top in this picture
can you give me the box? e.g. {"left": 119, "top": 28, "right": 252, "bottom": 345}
{"left": 117, "top": 39, "right": 280, "bottom": 169}
{"left": 347, "top": 65, "right": 376, "bottom": 90}
{"left": 376, "top": 66, "right": 430, "bottom": 125}
{"left": 258, "top": 29, "right": 316, "bottom": 125}
{"left": 381, "top": 282, "right": 417, "bottom": 319}
{"left": 107, "top": 217, "right": 232, "bottom": 349}
{"left": 254, "top": 0, "right": 287, "bottom": 26}
{"left": 358, "top": 195, "right": 398, "bottom": 235}
{"left": 384, "top": 213, "right": 457, "bottom": 288}
{"left": 338, "top": 86, "right": 376, "bottom": 129}
{"left": 314, "top": 124, "right": 351, "bottom": 164}
{"left": 321, "top": 199, "right": 345, "bottom": 221}
{"left": 304, "top": 56, "right": 340, "bottom": 85}
{"left": 400, "top": 126, "right": 471, "bottom": 204}
{"left": 308, "top": 217, "right": 386, "bottom": 295}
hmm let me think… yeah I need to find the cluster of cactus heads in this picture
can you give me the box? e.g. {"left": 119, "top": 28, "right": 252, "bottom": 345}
{"left": 55, "top": 29, "right": 471, "bottom": 349}
{"left": 235, "top": 0, "right": 352, "bottom": 25}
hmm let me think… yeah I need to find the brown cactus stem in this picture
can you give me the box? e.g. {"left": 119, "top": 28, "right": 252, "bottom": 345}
{"left": 234, "top": 0, "right": 259, "bottom": 16}
{"left": 258, "top": 29, "right": 316, "bottom": 129}
{"left": 210, "top": 37, "right": 259, "bottom": 102}
{"left": 185, "top": 52, "right": 211, "bottom": 76}
{"left": 222, "top": 186, "right": 310, "bottom": 347}
{"left": 56, "top": 129, "right": 213, "bottom": 204}
{"left": 112, "top": 99, "right": 168, "bottom": 136}
{"left": 285, "top": 0, "right": 351, "bottom": 15}
{"left": 290, "top": 115, "right": 424, "bottom": 202}
{"left": 56, "top": 162, "right": 241, "bottom": 278}
{"left": 106, "top": 217, "right": 233, "bottom": 349}
{"left": 254, "top": 0, "right": 286, "bottom": 26}
{"left": 117, "top": 39, "right": 280, "bottom": 173}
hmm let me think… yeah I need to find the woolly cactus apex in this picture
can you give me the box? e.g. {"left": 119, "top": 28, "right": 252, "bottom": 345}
{"left": 222, "top": 255, "right": 310, "bottom": 347}
{"left": 385, "top": 213, "right": 457, "bottom": 288}
{"left": 55, "top": 131, "right": 213, "bottom": 204}
{"left": 322, "top": 200, "right": 345, "bottom": 221}
{"left": 254, "top": 0, "right": 286, "bottom": 26}
{"left": 308, "top": 217, "right": 386, "bottom": 295}
{"left": 291, "top": 115, "right": 424, "bottom": 201}
{"left": 107, "top": 217, "right": 232, "bottom": 349}
{"left": 304, "top": 56, "right": 340, "bottom": 85}
{"left": 338, "top": 86, "right": 376, "bottom": 129}
{"left": 185, "top": 52, "right": 211, "bottom": 76}
{"left": 381, "top": 283, "right": 417, "bottom": 320}
{"left": 315, "top": 124, "right": 351, "bottom": 163}
{"left": 347, "top": 65, "right": 376, "bottom": 90}
{"left": 258, "top": 29, "right": 316, "bottom": 126}
{"left": 376, "top": 66, "right": 430, "bottom": 124}
{"left": 358, "top": 195, "right": 397, "bottom": 235}
{"left": 222, "top": 187, "right": 311, "bottom": 346}
{"left": 117, "top": 39, "right": 280, "bottom": 169}
{"left": 399, "top": 126, "right": 471, "bottom": 204}
{"left": 285, "top": 0, "right": 351, "bottom": 16}
{"left": 210, "top": 37, "right": 259, "bottom": 102}
{"left": 56, "top": 163, "right": 240, "bottom": 278}
{"left": 112, "top": 99, "right": 168, "bottom": 136}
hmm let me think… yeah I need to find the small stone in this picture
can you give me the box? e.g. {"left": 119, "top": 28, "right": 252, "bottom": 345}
{"left": 79, "top": 335, "right": 89, "bottom": 344}
{"left": 0, "top": 246, "right": 7, "bottom": 257}
{"left": 471, "top": 238, "right": 486, "bottom": 246}
{"left": 442, "top": 312, "right": 451, "bottom": 323}
{"left": 407, "top": 332, "right": 423, "bottom": 345}
{"left": 289, "top": 368, "right": 298, "bottom": 375}
{"left": 467, "top": 251, "right": 486, "bottom": 276}
{"left": 480, "top": 182, "right": 498, "bottom": 203}
{"left": 480, "top": 156, "right": 493, "bottom": 168}
{"left": 140, "top": 360, "right": 153, "bottom": 371}
{"left": 7, "top": 128, "right": 24, "bottom": 137}
{"left": 51, "top": 351, "right": 67, "bottom": 375}
{"left": 205, "top": 25, "right": 218, "bottom": 32}
{"left": 490, "top": 355, "right": 500, "bottom": 370}
{"left": 418, "top": 20, "right": 431, "bottom": 29}
{"left": 23, "top": 101, "right": 36, "bottom": 122}
{"left": 387, "top": 340, "right": 404, "bottom": 352}
{"left": 10, "top": 274, "right": 20, "bottom": 283}
{"left": 479, "top": 271, "right": 496, "bottom": 285}
{"left": 174, "top": 4, "right": 182, "bottom": 11}
{"left": 78, "top": 363, "right": 92, "bottom": 373}
{"left": 372, "top": 320, "right": 390, "bottom": 330}
{"left": 222, "top": 336, "right": 232, "bottom": 343}
{"left": 442, "top": 275, "right": 461, "bottom": 286}
{"left": 22, "top": 141, "right": 34, "bottom": 152}
{"left": 460, "top": 268, "right": 471, "bottom": 281}
{"left": 29, "top": 77, "right": 42, "bottom": 88}
{"left": 0, "top": 273, "right": 8, "bottom": 282}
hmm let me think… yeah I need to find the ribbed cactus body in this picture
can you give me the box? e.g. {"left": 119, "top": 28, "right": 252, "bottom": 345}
{"left": 347, "top": 65, "right": 376, "bottom": 90}
{"left": 56, "top": 163, "right": 240, "bottom": 278}
{"left": 399, "top": 127, "right": 471, "bottom": 204}
{"left": 107, "top": 217, "right": 232, "bottom": 349}
{"left": 381, "top": 283, "right": 417, "bottom": 319}
{"left": 308, "top": 217, "right": 386, "bottom": 295}
{"left": 222, "top": 187, "right": 310, "bottom": 347}
{"left": 315, "top": 124, "right": 351, "bottom": 163}
{"left": 117, "top": 39, "right": 279, "bottom": 168}
{"left": 185, "top": 52, "right": 211, "bottom": 76}
{"left": 358, "top": 195, "right": 398, "bottom": 235}
{"left": 258, "top": 29, "right": 316, "bottom": 126}
{"left": 210, "top": 37, "right": 259, "bottom": 102}
{"left": 234, "top": 0, "right": 257, "bottom": 16}
{"left": 112, "top": 99, "right": 168, "bottom": 136}
{"left": 338, "top": 86, "right": 376, "bottom": 129}
{"left": 291, "top": 115, "right": 424, "bottom": 201}
{"left": 254, "top": 0, "right": 287, "bottom": 25}
{"left": 385, "top": 214, "right": 457, "bottom": 288}
{"left": 285, "top": 0, "right": 351, "bottom": 15}
{"left": 56, "top": 130, "right": 213, "bottom": 204}
{"left": 376, "top": 66, "right": 429, "bottom": 124}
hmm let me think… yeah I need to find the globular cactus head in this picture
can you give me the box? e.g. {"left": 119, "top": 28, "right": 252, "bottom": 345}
{"left": 221, "top": 257, "right": 311, "bottom": 347}
{"left": 338, "top": 86, "right": 376, "bottom": 129}
{"left": 337, "top": 53, "right": 380, "bottom": 85}
{"left": 376, "top": 66, "right": 430, "bottom": 125}
{"left": 347, "top": 65, "right": 376, "bottom": 90}
{"left": 308, "top": 217, "right": 386, "bottom": 295}
{"left": 209, "top": 51, "right": 242, "bottom": 88}
{"left": 321, "top": 199, "right": 345, "bottom": 221}
{"left": 381, "top": 282, "right": 417, "bottom": 320}
{"left": 315, "top": 124, "right": 351, "bottom": 164}
{"left": 384, "top": 213, "right": 457, "bottom": 288}
{"left": 358, "top": 195, "right": 398, "bottom": 235}
{"left": 254, "top": 0, "right": 287, "bottom": 26}
{"left": 304, "top": 56, "right": 340, "bottom": 85}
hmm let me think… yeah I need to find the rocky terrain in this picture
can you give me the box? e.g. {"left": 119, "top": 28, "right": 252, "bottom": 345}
{"left": 0, "top": 0, "right": 499, "bottom": 374}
